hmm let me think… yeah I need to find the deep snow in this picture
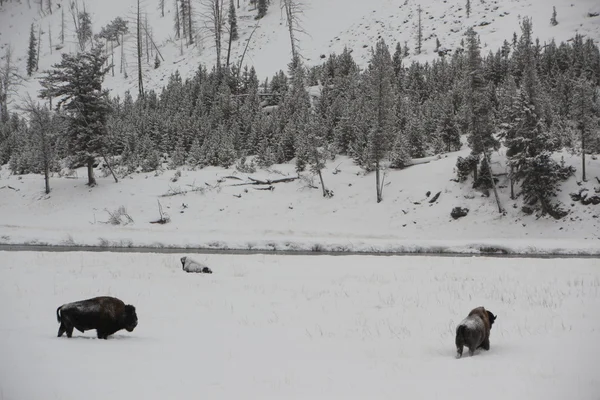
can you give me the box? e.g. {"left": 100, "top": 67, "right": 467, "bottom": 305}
{"left": 0, "top": 251, "right": 599, "bottom": 400}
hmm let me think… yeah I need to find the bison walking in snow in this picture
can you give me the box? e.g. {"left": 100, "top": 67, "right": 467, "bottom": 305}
{"left": 455, "top": 306, "right": 497, "bottom": 358}
{"left": 56, "top": 296, "right": 138, "bottom": 339}
{"left": 181, "top": 256, "right": 212, "bottom": 274}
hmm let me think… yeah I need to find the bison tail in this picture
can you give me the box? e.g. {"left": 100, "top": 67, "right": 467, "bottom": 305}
{"left": 56, "top": 306, "right": 62, "bottom": 323}
{"left": 455, "top": 324, "right": 465, "bottom": 346}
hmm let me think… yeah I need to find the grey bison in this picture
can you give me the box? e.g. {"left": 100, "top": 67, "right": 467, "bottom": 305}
{"left": 181, "top": 256, "right": 212, "bottom": 273}
{"left": 56, "top": 296, "right": 138, "bottom": 339}
{"left": 455, "top": 306, "right": 497, "bottom": 358}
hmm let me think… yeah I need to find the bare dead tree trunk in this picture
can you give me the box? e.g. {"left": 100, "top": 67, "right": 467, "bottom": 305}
{"left": 60, "top": 7, "right": 65, "bottom": 44}
{"left": 226, "top": 24, "right": 234, "bottom": 66}
{"left": 101, "top": 152, "right": 119, "bottom": 183}
{"left": 281, "top": 0, "right": 303, "bottom": 60}
{"left": 582, "top": 125, "right": 586, "bottom": 182}
{"left": 376, "top": 161, "right": 382, "bottom": 203}
{"left": 111, "top": 40, "right": 115, "bottom": 76}
{"left": 145, "top": 14, "right": 150, "bottom": 63}
{"left": 237, "top": 22, "right": 260, "bottom": 77}
{"left": 484, "top": 152, "right": 503, "bottom": 213}
{"left": 120, "top": 33, "right": 125, "bottom": 74}
{"left": 137, "top": 0, "right": 144, "bottom": 98}
{"left": 142, "top": 24, "right": 165, "bottom": 61}
{"left": 48, "top": 24, "right": 52, "bottom": 54}
{"left": 188, "top": 0, "right": 194, "bottom": 45}
{"left": 87, "top": 157, "right": 96, "bottom": 186}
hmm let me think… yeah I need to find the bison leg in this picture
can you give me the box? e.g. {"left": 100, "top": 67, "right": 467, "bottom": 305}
{"left": 456, "top": 345, "right": 463, "bottom": 359}
{"left": 57, "top": 323, "right": 66, "bottom": 337}
{"left": 66, "top": 325, "right": 74, "bottom": 338}
{"left": 96, "top": 330, "right": 108, "bottom": 340}
{"left": 481, "top": 337, "right": 490, "bottom": 351}
{"left": 468, "top": 347, "right": 475, "bottom": 357}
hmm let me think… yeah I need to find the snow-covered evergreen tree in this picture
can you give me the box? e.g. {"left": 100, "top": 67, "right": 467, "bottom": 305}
{"left": 228, "top": 0, "right": 239, "bottom": 41}
{"left": 365, "top": 39, "right": 396, "bottom": 202}
{"left": 39, "top": 46, "right": 111, "bottom": 186}
{"left": 502, "top": 19, "right": 569, "bottom": 218}
{"left": 27, "top": 24, "right": 37, "bottom": 77}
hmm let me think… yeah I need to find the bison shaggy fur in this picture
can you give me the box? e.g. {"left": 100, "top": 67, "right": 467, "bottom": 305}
{"left": 56, "top": 296, "right": 138, "bottom": 339}
{"left": 180, "top": 256, "right": 212, "bottom": 274}
{"left": 455, "top": 306, "right": 497, "bottom": 358}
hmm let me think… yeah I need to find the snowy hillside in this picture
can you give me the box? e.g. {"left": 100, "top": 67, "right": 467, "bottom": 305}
{"left": 1, "top": 0, "right": 600, "bottom": 103}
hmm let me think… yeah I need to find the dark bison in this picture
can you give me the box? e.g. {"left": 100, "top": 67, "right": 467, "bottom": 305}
{"left": 56, "top": 296, "right": 138, "bottom": 339}
{"left": 455, "top": 306, "right": 497, "bottom": 358}
{"left": 181, "top": 256, "right": 212, "bottom": 274}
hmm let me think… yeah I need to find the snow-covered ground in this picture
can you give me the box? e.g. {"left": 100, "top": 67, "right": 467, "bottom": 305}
{"left": 0, "top": 251, "right": 599, "bottom": 400}
{"left": 1, "top": 146, "right": 599, "bottom": 255}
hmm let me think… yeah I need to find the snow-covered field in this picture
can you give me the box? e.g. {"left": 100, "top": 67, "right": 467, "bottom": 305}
{"left": 0, "top": 251, "right": 599, "bottom": 400}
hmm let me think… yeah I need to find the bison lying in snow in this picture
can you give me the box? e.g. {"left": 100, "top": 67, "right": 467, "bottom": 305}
{"left": 455, "top": 306, "right": 497, "bottom": 358}
{"left": 56, "top": 296, "right": 138, "bottom": 339}
{"left": 181, "top": 256, "right": 212, "bottom": 273}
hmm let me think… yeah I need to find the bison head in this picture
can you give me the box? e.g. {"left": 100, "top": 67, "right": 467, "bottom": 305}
{"left": 487, "top": 310, "right": 497, "bottom": 327}
{"left": 180, "top": 257, "right": 187, "bottom": 270}
{"left": 124, "top": 304, "right": 138, "bottom": 332}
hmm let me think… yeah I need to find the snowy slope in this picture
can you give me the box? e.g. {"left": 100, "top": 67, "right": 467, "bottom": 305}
{"left": 1, "top": 251, "right": 599, "bottom": 400}
{"left": 1, "top": 0, "right": 600, "bottom": 105}
{"left": 0, "top": 143, "right": 599, "bottom": 254}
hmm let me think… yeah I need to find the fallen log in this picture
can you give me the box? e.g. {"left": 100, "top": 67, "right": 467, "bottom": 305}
{"left": 232, "top": 176, "right": 299, "bottom": 186}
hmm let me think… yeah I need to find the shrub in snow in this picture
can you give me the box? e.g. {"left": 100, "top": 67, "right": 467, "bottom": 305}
{"left": 451, "top": 207, "right": 469, "bottom": 219}
{"left": 180, "top": 256, "right": 212, "bottom": 274}
{"left": 455, "top": 306, "right": 497, "bottom": 358}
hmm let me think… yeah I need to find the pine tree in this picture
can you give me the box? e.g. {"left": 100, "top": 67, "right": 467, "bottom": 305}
{"left": 416, "top": 5, "right": 423, "bottom": 55}
{"left": 438, "top": 96, "right": 461, "bottom": 152}
{"left": 77, "top": 11, "right": 92, "bottom": 50}
{"left": 466, "top": 0, "right": 471, "bottom": 18}
{"left": 502, "top": 18, "right": 568, "bottom": 218}
{"left": 39, "top": 46, "right": 111, "bottom": 186}
{"left": 228, "top": 0, "right": 239, "bottom": 41}
{"left": 572, "top": 76, "right": 598, "bottom": 181}
{"left": 27, "top": 24, "right": 37, "bottom": 77}
{"left": 463, "top": 27, "right": 502, "bottom": 211}
{"left": 365, "top": 39, "right": 396, "bottom": 202}
{"left": 174, "top": 0, "right": 181, "bottom": 38}
{"left": 550, "top": 6, "right": 558, "bottom": 26}
{"left": 257, "top": 0, "right": 267, "bottom": 19}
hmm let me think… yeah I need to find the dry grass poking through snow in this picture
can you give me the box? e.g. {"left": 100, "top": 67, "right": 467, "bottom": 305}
{"left": 0, "top": 252, "right": 599, "bottom": 400}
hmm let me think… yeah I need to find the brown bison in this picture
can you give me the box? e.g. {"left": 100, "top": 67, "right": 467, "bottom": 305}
{"left": 56, "top": 296, "right": 138, "bottom": 339}
{"left": 455, "top": 306, "right": 497, "bottom": 358}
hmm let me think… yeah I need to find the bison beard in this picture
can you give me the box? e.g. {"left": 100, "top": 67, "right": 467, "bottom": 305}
{"left": 56, "top": 296, "right": 138, "bottom": 339}
{"left": 455, "top": 306, "right": 497, "bottom": 358}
